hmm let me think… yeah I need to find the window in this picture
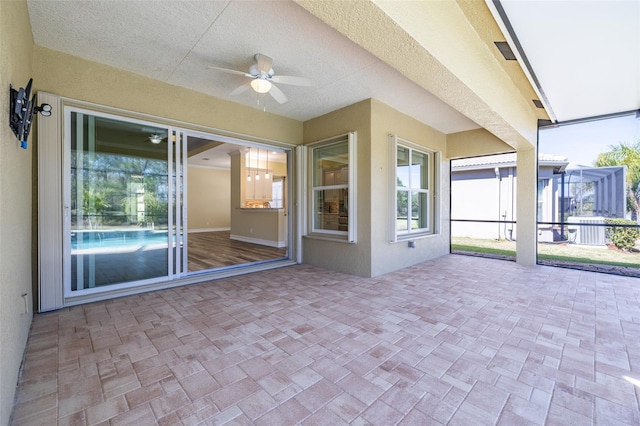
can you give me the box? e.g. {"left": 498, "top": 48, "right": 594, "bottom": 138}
{"left": 271, "top": 178, "right": 284, "bottom": 208}
{"left": 390, "top": 135, "right": 437, "bottom": 241}
{"left": 308, "top": 132, "right": 357, "bottom": 242}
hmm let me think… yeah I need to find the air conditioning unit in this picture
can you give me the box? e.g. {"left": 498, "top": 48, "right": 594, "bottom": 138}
{"left": 567, "top": 216, "right": 605, "bottom": 246}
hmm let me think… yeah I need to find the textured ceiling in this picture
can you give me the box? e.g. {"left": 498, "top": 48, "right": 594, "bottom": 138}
{"left": 26, "top": 0, "right": 480, "bottom": 135}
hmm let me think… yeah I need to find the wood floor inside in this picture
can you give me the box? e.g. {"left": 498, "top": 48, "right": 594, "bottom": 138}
{"left": 187, "top": 230, "right": 287, "bottom": 272}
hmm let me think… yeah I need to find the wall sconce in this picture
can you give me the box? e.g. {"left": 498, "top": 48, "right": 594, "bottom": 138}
{"left": 34, "top": 103, "right": 52, "bottom": 117}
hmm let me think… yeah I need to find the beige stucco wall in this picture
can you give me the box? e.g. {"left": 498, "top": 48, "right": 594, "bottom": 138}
{"left": 369, "top": 100, "right": 449, "bottom": 277}
{"left": 0, "top": 1, "right": 34, "bottom": 423}
{"left": 32, "top": 46, "right": 302, "bottom": 145}
{"left": 517, "top": 147, "right": 538, "bottom": 265}
{"left": 302, "top": 98, "right": 450, "bottom": 277}
{"left": 302, "top": 100, "right": 372, "bottom": 277}
{"left": 187, "top": 167, "right": 231, "bottom": 231}
{"left": 447, "top": 128, "right": 514, "bottom": 159}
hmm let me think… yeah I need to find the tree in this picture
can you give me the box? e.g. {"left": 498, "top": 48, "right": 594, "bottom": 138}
{"left": 594, "top": 139, "right": 640, "bottom": 222}
{"left": 82, "top": 189, "right": 110, "bottom": 229}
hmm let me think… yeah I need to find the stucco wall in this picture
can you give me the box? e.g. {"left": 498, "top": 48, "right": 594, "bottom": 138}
{"left": 0, "top": 1, "right": 34, "bottom": 423}
{"left": 187, "top": 167, "right": 231, "bottom": 231}
{"left": 32, "top": 46, "right": 302, "bottom": 145}
{"left": 447, "top": 128, "right": 513, "bottom": 159}
{"left": 302, "top": 100, "right": 372, "bottom": 277}
{"left": 369, "top": 100, "right": 450, "bottom": 277}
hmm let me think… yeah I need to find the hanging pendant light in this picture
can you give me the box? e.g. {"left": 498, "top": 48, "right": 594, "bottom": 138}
{"left": 247, "top": 148, "right": 252, "bottom": 182}
{"left": 255, "top": 148, "right": 260, "bottom": 180}
{"left": 265, "top": 150, "right": 270, "bottom": 179}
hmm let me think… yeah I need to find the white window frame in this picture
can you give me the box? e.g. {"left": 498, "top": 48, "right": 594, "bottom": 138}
{"left": 388, "top": 135, "right": 438, "bottom": 242}
{"left": 306, "top": 132, "right": 357, "bottom": 243}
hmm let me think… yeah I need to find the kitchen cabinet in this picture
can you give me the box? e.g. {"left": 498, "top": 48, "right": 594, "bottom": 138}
{"left": 246, "top": 172, "right": 272, "bottom": 201}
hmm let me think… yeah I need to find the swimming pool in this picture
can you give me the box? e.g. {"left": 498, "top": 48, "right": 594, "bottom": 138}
{"left": 71, "top": 229, "right": 169, "bottom": 251}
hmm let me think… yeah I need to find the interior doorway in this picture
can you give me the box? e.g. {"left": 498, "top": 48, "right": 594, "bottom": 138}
{"left": 184, "top": 133, "right": 289, "bottom": 273}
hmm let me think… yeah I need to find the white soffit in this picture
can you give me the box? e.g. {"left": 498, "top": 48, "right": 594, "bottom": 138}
{"left": 497, "top": 0, "right": 640, "bottom": 122}
{"left": 26, "top": 0, "right": 479, "bottom": 134}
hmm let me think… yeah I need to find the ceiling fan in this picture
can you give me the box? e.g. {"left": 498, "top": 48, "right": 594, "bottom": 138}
{"left": 147, "top": 134, "right": 166, "bottom": 144}
{"left": 209, "top": 53, "right": 312, "bottom": 104}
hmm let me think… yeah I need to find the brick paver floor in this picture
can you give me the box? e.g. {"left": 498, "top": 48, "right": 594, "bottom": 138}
{"left": 10, "top": 255, "right": 640, "bottom": 425}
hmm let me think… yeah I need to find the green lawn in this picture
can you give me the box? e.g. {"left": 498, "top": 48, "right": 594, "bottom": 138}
{"left": 451, "top": 237, "right": 640, "bottom": 269}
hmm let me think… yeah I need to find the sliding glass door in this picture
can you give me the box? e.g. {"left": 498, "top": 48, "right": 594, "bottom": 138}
{"left": 64, "top": 109, "right": 182, "bottom": 295}
{"left": 62, "top": 107, "right": 291, "bottom": 299}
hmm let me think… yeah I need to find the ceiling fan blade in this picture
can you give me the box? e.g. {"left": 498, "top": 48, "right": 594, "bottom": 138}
{"left": 230, "top": 81, "right": 252, "bottom": 96}
{"left": 208, "top": 66, "right": 252, "bottom": 78}
{"left": 268, "top": 84, "right": 288, "bottom": 104}
{"left": 255, "top": 53, "right": 273, "bottom": 75}
{"left": 270, "top": 75, "right": 312, "bottom": 86}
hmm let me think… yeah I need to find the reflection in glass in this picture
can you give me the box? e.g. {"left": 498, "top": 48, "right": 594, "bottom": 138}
{"left": 312, "top": 139, "right": 349, "bottom": 233}
{"left": 412, "top": 192, "right": 429, "bottom": 230}
{"left": 397, "top": 191, "right": 408, "bottom": 232}
{"left": 397, "top": 145, "right": 431, "bottom": 234}
{"left": 70, "top": 112, "right": 169, "bottom": 291}
{"left": 397, "top": 146, "right": 410, "bottom": 187}
{"left": 412, "top": 151, "right": 428, "bottom": 190}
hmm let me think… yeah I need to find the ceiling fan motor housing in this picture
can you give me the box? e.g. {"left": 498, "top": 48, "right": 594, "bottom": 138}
{"left": 249, "top": 64, "right": 274, "bottom": 78}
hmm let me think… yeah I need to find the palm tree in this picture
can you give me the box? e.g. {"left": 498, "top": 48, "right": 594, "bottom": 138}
{"left": 594, "top": 140, "right": 640, "bottom": 222}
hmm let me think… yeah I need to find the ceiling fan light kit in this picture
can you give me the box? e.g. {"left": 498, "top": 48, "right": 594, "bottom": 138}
{"left": 209, "top": 53, "right": 311, "bottom": 105}
{"left": 149, "top": 134, "right": 163, "bottom": 144}
{"left": 250, "top": 78, "right": 272, "bottom": 94}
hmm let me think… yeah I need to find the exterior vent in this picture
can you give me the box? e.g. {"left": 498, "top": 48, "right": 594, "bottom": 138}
{"left": 532, "top": 99, "right": 544, "bottom": 109}
{"left": 567, "top": 217, "right": 605, "bottom": 246}
{"left": 494, "top": 41, "right": 517, "bottom": 61}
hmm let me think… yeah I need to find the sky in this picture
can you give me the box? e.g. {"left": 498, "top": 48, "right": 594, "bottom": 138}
{"left": 539, "top": 113, "right": 640, "bottom": 167}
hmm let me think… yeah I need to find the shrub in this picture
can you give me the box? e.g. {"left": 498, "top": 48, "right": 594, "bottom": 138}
{"left": 605, "top": 218, "right": 640, "bottom": 251}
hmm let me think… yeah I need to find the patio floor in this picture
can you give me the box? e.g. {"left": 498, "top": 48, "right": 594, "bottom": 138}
{"left": 10, "top": 254, "right": 640, "bottom": 425}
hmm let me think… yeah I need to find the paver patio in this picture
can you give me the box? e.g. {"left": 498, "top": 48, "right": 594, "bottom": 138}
{"left": 10, "top": 254, "right": 640, "bottom": 425}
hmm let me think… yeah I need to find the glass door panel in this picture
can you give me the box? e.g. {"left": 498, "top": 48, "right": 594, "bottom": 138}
{"left": 65, "top": 110, "right": 171, "bottom": 294}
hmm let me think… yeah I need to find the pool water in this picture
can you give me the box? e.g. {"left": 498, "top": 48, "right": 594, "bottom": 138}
{"left": 71, "top": 230, "right": 169, "bottom": 250}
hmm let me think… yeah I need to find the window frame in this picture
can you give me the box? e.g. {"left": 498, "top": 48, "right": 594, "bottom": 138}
{"left": 388, "top": 135, "right": 438, "bottom": 242}
{"left": 306, "top": 132, "right": 357, "bottom": 243}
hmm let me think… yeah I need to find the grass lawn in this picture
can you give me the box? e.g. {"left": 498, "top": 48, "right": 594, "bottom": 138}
{"left": 451, "top": 237, "right": 640, "bottom": 270}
